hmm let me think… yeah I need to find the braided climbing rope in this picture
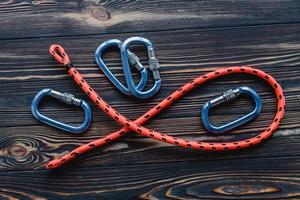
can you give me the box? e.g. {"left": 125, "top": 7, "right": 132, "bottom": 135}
{"left": 46, "top": 44, "right": 285, "bottom": 169}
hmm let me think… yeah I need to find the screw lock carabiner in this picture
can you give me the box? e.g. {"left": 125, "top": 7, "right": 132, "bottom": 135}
{"left": 95, "top": 37, "right": 161, "bottom": 99}
{"left": 121, "top": 37, "right": 161, "bottom": 99}
{"left": 201, "top": 86, "right": 262, "bottom": 133}
{"left": 95, "top": 39, "right": 148, "bottom": 96}
{"left": 31, "top": 88, "right": 92, "bottom": 133}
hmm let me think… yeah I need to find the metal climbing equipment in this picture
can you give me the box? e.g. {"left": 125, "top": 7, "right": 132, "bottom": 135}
{"left": 31, "top": 88, "right": 92, "bottom": 133}
{"left": 95, "top": 39, "right": 148, "bottom": 95}
{"left": 95, "top": 37, "right": 161, "bottom": 99}
{"left": 121, "top": 37, "right": 161, "bottom": 98}
{"left": 201, "top": 86, "right": 262, "bottom": 133}
{"left": 46, "top": 44, "right": 285, "bottom": 169}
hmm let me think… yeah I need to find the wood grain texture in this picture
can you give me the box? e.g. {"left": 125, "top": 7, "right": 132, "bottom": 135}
{"left": 1, "top": 0, "right": 300, "bottom": 39}
{"left": 1, "top": 24, "right": 300, "bottom": 126}
{"left": 1, "top": 0, "right": 300, "bottom": 199}
{"left": 1, "top": 124, "right": 300, "bottom": 171}
{"left": 0, "top": 25, "right": 300, "bottom": 173}
{"left": 0, "top": 160, "right": 299, "bottom": 199}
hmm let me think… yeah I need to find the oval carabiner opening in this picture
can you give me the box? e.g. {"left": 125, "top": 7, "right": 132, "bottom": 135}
{"left": 31, "top": 89, "right": 92, "bottom": 134}
{"left": 120, "top": 37, "right": 162, "bottom": 99}
{"left": 201, "top": 86, "right": 262, "bottom": 133}
{"left": 95, "top": 39, "right": 148, "bottom": 95}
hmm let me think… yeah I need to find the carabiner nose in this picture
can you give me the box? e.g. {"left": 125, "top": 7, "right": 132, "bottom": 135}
{"left": 201, "top": 86, "right": 262, "bottom": 133}
{"left": 121, "top": 37, "right": 162, "bottom": 99}
{"left": 95, "top": 39, "right": 148, "bottom": 95}
{"left": 31, "top": 89, "right": 92, "bottom": 133}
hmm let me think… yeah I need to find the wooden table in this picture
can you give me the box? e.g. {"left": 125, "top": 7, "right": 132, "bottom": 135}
{"left": 1, "top": 1, "right": 299, "bottom": 199}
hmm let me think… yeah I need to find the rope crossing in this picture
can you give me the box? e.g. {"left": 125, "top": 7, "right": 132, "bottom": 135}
{"left": 46, "top": 44, "right": 285, "bottom": 169}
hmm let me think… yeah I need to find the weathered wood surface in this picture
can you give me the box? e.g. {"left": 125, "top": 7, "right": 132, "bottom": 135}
{"left": 0, "top": 161, "right": 299, "bottom": 199}
{"left": 1, "top": 0, "right": 300, "bottom": 39}
{"left": 0, "top": 0, "right": 300, "bottom": 199}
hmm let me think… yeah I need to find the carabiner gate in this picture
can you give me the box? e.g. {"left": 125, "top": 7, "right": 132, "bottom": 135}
{"left": 31, "top": 88, "right": 92, "bottom": 133}
{"left": 201, "top": 86, "right": 262, "bottom": 133}
{"left": 121, "top": 37, "right": 162, "bottom": 99}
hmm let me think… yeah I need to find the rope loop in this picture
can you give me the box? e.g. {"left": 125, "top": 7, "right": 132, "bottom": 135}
{"left": 46, "top": 45, "right": 285, "bottom": 169}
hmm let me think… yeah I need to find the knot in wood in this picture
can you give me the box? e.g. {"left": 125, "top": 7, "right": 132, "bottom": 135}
{"left": 8, "top": 144, "right": 27, "bottom": 158}
{"left": 82, "top": 2, "right": 110, "bottom": 21}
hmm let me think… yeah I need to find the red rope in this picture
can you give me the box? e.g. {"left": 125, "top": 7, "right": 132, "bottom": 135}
{"left": 46, "top": 44, "right": 285, "bottom": 169}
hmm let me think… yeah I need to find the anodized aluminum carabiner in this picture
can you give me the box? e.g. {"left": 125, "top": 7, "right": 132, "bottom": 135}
{"left": 31, "top": 88, "right": 92, "bottom": 133}
{"left": 120, "top": 37, "right": 161, "bottom": 99}
{"left": 95, "top": 39, "right": 148, "bottom": 96}
{"left": 201, "top": 86, "right": 262, "bottom": 133}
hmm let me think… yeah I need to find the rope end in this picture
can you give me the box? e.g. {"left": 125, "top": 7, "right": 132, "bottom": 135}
{"left": 49, "top": 44, "right": 71, "bottom": 66}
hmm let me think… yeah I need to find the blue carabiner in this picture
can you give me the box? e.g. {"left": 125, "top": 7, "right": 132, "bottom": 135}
{"left": 201, "top": 86, "right": 262, "bottom": 133}
{"left": 95, "top": 39, "right": 148, "bottom": 95}
{"left": 121, "top": 37, "right": 161, "bottom": 99}
{"left": 31, "top": 88, "right": 92, "bottom": 133}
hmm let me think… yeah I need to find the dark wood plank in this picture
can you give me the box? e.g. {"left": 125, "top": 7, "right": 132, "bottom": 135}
{"left": 0, "top": 158, "right": 299, "bottom": 199}
{"left": 1, "top": 124, "right": 300, "bottom": 171}
{"left": 0, "top": 24, "right": 299, "bottom": 170}
{"left": 1, "top": 0, "right": 300, "bottom": 39}
{"left": 0, "top": 1, "right": 299, "bottom": 199}
{"left": 1, "top": 24, "right": 300, "bottom": 127}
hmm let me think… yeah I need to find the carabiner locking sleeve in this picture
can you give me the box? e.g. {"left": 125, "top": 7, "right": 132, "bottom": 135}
{"left": 201, "top": 86, "right": 262, "bottom": 133}
{"left": 31, "top": 88, "right": 92, "bottom": 133}
{"left": 95, "top": 39, "right": 148, "bottom": 95}
{"left": 121, "top": 37, "right": 162, "bottom": 99}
